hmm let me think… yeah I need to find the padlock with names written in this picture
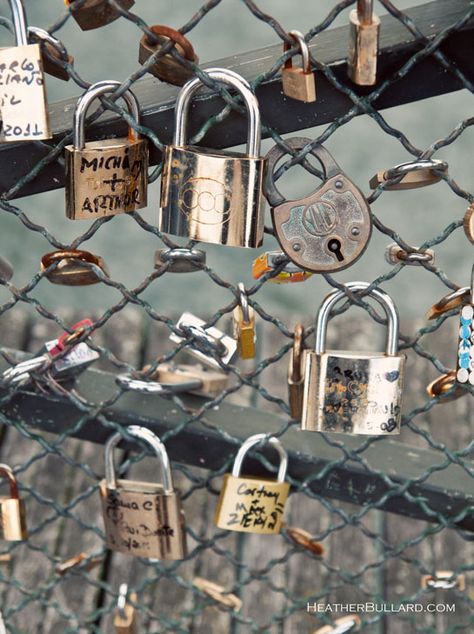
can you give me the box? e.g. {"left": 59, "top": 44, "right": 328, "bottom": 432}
{"left": 65, "top": 0, "right": 135, "bottom": 31}
{"left": 0, "top": 464, "right": 27, "bottom": 541}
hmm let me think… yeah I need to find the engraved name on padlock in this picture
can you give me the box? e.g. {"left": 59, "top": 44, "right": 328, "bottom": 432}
{"left": 264, "top": 137, "right": 372, "bottom": 273}
{"left": 66, "top": 0, "right": 135, "bottom": 31}
{"left": 160, "top": 68, "right": 265, "bottom": 248}
{"left": 0, "top": 0, "right": 51, "bottom": 142}
{"left": 65, "top": 80, "right": 148, "bottom": 220}
{"left": 214, "top": 434, "right": 290, "bottom": 534}
{"left": 100, "top": 426, "right": 187, "bottom": 560}
{"left": 0, "top": 464, "right": 27, "bottom": 541}
{"left": 301, "top": 282, "right": 405, "bottom": 435}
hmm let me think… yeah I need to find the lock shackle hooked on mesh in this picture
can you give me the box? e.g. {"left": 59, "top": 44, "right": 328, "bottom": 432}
{"left": 232, "top": 433, "right": 288, "bottom": 483}
{"left": 0, "top": 464, "right": 19, "bottom": 499}
{"left": 73, "top": 80, "right": 141, "bottom": 150}
{"left": 6, "top": 0, "right": 28, "bottom": 47}
{"left": 284, "top": 30, "right": 311, "bottom": 73}
{"left": 28, "top": 26, "right": 68, "bottom": 60}
{"left": 104, "top": 425, "right": 173, "bottom": 494}
{"left": 173, "top": 67, "right": 261, "bottom": 158}
{"left": 315, "top": 281, "right": 400, "bottom": 357}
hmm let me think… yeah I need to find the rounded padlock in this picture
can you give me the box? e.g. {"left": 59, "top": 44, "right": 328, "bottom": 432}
{"left": 41, "top": 250, "right": 109, "bottom": 286}
{"left": 138, "top": 25, "right": 198, "bottom": 86}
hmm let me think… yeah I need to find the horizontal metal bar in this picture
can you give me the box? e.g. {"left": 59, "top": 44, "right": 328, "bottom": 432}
{"left": 1, "top": 349, "right": 472, "bottom": 532}
{"left": 0, "top": 0, "right": 473, "bottom": 199}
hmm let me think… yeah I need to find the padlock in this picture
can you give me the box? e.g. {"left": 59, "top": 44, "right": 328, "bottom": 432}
{"left": 385, "top": 243, "right": 435, "bottom": 267}
{"left": 0, "top": 464, "right": 27, "bottom": 541}
{"left": 455, "top": 264, "right": 474, "bottom": 386}
{"left": 347, "top": 0, "right": 380, "bottom": 86}
{"left": 193, "top": 577, "right": 242, "bottom": 612}
{"left": 114, "top": 584, "right": 138, "bottom": 634}
{"left": 160, "top": 67, "right": 265, "bottom": 248}
{"left": 284, "top": 524, "right": 324, "bottom": 557}
{"left": 100, "top": 425, "right": 187, "bottom": 560}
{"left": 463, "top": 203, "right": 474, "bottom": 244}
{"left": 0, "top": 256, "right": 13, "bottom": 283}
{"left": 41, "top": 250, "right": 109, "bottom": 285}
{"left": 214, "top": 433, "right": 290, "bottom": 534}
{"left": 313, "top": 615, "right": 361, "bottom": 634}
{"left": 65, "top": 80, "right": 148, "bottom": 220}
{"left": 154, "top": 247, "right": 206, "bottom": 273}
{"left": 0, "top": 0, "right": 51, "bottom": 142}
{"left": 426, "top": 287, "right": 470, "bottom": 321}
{"left": 138, "top": 25, "right": 198, "bottom": 86}
{"left": 369, "top": 159, "right": 448, "bottom": 190}
{"left": 421, "top": 571, "right": 466, "bottom": 591}
{"left": 252, "top": 251, "right": 313, "bottom": 284}
{"left": 301, "top": 282, "right": 405, "bottom": 435}
{"left": 28, "top": 27, "right": 73, "bottom": 81}
{"left": 281, "top": 30, "right": 316, "bottom": 102}
{"left": 232, "top": 283, "right": 256, "bottom": 359}
{"left": 65, "top": 0, "right": 135, "bottom": 31}
{"left": 288, "top": 323, "right": 306, "bottom": 419}
{"left": 265, "top": 137, "right": 372, "bottom": 273}
{"left": 426, "top": 371, "right": 465, "bottom": 403}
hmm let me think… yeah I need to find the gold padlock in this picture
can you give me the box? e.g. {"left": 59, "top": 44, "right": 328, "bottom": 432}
{"left": 41, "top": 250, "right": 109, "bottom": 286}
{"left": 215, "top": 434, "right": 290, "bottom": 534}
{"left": 347, "top": 0, "right": 380, "bottom": 86}
{"left": 288, "top": 323, "right": 306, "bottom": 419}
{"left": 282, "top": 30, "right": 316, "bottom": 102}
{"left": 138, "top": 25, "right": 198, "bottom": 86}
{"left": 0, "top": 464, "right": 27, "bottom": 541}
{"left": 114, "top": 584, "right": 138, "bottom": 634}
{"left": 313, "top": 615, "right": 361, "bottom": 634}
{"left": 65, "top": 80, "right": 148, "bottom": 220}
{"left": 252, "top": 251, "right": 313, "bottom": 284}
{"left": 100, "top": 425, "right": 187, "bottom": 560}
{"left": 232, "top": 283, "right": 256, "bottom": 359}
{"left": 65, "top": 0, "right": 135, "bottom": 31}
{"left": 370, "top": 159, "right": 448, "bottom": 191}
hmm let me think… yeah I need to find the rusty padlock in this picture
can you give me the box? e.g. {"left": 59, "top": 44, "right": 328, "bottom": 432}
{"left": 139, "top": 25, "right": 198, "bottom": 86}
{"left": 41, "top": 250, "right": 109, "bottom": 285}
{"left": 28, "top": 27, "right": 73, "bottom": 81}
{"left": 65, "top": 0, "right": 135, "bottom": 31}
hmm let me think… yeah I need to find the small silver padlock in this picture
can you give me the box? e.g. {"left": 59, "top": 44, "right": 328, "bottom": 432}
{"left": 302, "top": 282, "right": 405, "bottom": 435}
{"left": 100, "top": 425, "right": 187, "bottom": 560}
{"left": 159, "top": 68, "right": 265, "bottom": 248}
{"left": 264, "top": 137, "right": 372, "bottom": 272}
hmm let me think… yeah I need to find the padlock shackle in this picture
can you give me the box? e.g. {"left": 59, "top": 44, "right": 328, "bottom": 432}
{"left": 232, "top": 433, "right": 288, "bottom": 483}
{"left": 0, "top": 464, "right": 19, "bottom": 499}
{"left": 104, "top": 425, "right": 173, "bottom": 494}
{"left": 28, "top": 26, "right": 68, "bottom": 60}
{"left": 73, "top": 80, "right": 140, "bottom": 150}
{"left": 284, "top": 30, "right": 310, "bottom": 73}
{"left": 173, "top": 67, "right": 261, "bottom": 158}
{"left": 8, "top": 0, "right": 28, "bottom": 47}
{"left": 315, "top": 281, "right": 400, "bottom": 357}
{"left": 384, "top": 159, "right": 448, "bottom": 181}
{"left": 357, "top": 0, "right": 374, "bottom": 25}
{"left": 237, "top": 282, "right": 250, "bottom": 324}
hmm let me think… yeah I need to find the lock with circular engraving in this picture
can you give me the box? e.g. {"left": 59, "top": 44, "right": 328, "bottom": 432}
{"left": 264, "top": 137, "right": 372, "bottom": 272}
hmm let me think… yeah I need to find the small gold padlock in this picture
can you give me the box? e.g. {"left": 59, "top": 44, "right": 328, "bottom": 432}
{"left": 282, "top": 30, "right": 316, "bottom": 103}
{"left": 100, "top": 426, "right": 187, "bottom": 560}
{"left": 65, "top": 0, "right": 135, "bottom": 31}
{"left": 369, "top": 159, "right": 448, "bottom": 191}
{"left": 232, "top": 283, "right": 256, "bottom": 359}
{"left": 347, "top": 0, "right": 380, "bottom": 86}
{"left": 114, "top": 584, "right": 138, "bottom": 634}
{"left": 138, "top": 25, "right": 198, "bottom": 86}
{"left": 0, "top": 464, "right": 27, "bottom": 541}
{"left": 215, "top": 434, "right": 290, "bottom": 534}
{"left": 288, "top": 323, "right": 306, "bottom": 419}
{"left": 65, "top": 80, "right": 148, "bottom": 220}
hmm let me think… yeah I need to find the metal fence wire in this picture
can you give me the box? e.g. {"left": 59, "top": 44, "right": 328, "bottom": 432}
{"left": 0, "top": 0, "right": 472, "bottom": 632}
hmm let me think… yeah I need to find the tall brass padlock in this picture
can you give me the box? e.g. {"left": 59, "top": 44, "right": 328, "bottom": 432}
{"left": 65, "top": 80, "right": 148, "bottom": 220}
{"left": 0, "top": 464, "right": 27, "bottom": 541}
{"left": 160, "top": 68, "right": 265, "bottom": 248}
{"left": 100, "top": 425, "right": 187, "bottom": 560}
{"left": 66, "top": 0, "right": 135, "bottom": 31}
{"left": 0, "top": 0, "right": 51, "bottom": 142}
{"left": 114, "top": 584, "right": 138, "bottom": 634}
{"left": 302, "top": 282, "right": 405, "bottom": 435}
{"left": 282, "top": 30, "right": 316, "bottom": 102}
{"left": 232, "top": 283, "right": 256, "bottom": 359}
{"left": 347, "top": 0, "right": 380, "bottom": 86}
{"left": 215, "top": 434, "right": 290, "bottom": 534}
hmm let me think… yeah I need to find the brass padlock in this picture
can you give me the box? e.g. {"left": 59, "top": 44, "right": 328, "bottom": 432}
{"left": 347, "top": 0, "right": 380, "bottom": 86}
{"left": 41, "top": 250, "right": 109, "bottom": 285}
{"left": 370, "top": 159, "right": 448, "bottom": 190}
{"left": 65, "top": 80, "right": 148, "bottom": 220}
{"left": 302, "top": 282, "right": 405, "bottom": 435}
{"left": 0, "top": 0, "right": 51, "bottom": 142}
{"left": 252, "top": 251, "right": 313, "bottom": 284}
{"left": 114, "top": 584, "right": 138, "bottom": 634}
{"left": 232, "top": 283, "right": 256, "bottom": 359}
{"left": 28, "top": 27, "right": 73, "bottom": 82}
{"left": 313, "top": 615, "right": 361, "bottom": 634}
{"left": 160, "top": 68, "right": 265, "bottom": 248}
{"left": 0, "top": 464, "right": 27, "bottom": 541}
{"left": 65, "top": 0, "right": 135, "bottom": 31}
{"left": 288, "top": 323, "right": 306, "bottom": 419}
{"left": 100, "top": 425, "right": 187, "bottom": 560}
{"left": 139, "top": 25, "right": 198, "bottom": 86}
{"left": 214, "top": 433, "right": 290, "bottom": 534}
{"left": 282, "top": 30, "right": 316, "bottom": 102}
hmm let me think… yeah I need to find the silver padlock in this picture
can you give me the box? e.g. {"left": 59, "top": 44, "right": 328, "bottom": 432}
{"left": 159, "top": 68, "right": 265, "bottom": 248}
{"left": 301, "top": 282, "right": 405, "bottom": 435}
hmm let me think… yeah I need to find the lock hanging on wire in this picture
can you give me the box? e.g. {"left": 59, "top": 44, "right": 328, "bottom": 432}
{"left": 65, "top": 0, "right": 135, "bottom": 31}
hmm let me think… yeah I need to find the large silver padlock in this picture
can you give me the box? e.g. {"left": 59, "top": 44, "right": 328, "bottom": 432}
{"left": 159, "top": 68, "right": 265, "bottom": 248}
{"left": 301, "top": 282, "right": 405, "bottom": 435}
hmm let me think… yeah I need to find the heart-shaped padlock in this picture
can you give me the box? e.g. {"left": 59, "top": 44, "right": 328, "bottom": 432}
{"left": 264, "top": 137, "right": 372, "bottom": 272}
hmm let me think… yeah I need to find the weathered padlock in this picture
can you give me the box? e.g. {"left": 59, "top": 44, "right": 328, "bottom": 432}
{"left": 265, "top": 137, "right": 372, "bottom": 272}
{"left": 455, "top": 264, "right": 474, "bottom": 386}
{"left": 288, "top": 323, "right": 306, "bottom": 419}
{"left": 100, "top": 425, "right": 187, "bottom": 560}
{"left": 0, "top": 0, "right": 51, "bottom": 142}
{"left": 282, "top": 30, "right": 316, "bottom": 102}
{"left": 252, "top": 251, "right": 313, "bottom": 284}
{"left": 28, "top": 27, "right": 73, "bottom": 82}
{"left": 301, "top": 282, "right": 405, "bottom": 435}
{"left": 370, "top": 159, "right": 448, "bottom": 190}
{"left": 385, "top": 243, "right": 435, "bottom": 267}
{"left": 65, "top": 0, "right": 135, "bottom": 31}
{"left": 0, "top": 464, "right": 27, "bottom": 541}
{"left": 160, "top": 68, "right": 265, "bottom": 248}
{"left": 41, "top": 250, "right": 110, "bottom": 285}
{"left": 214, "top": 433, "right": 290, "bottom": 534}
{"left": 347, "top": 0, "right": 380, "bottom": 86}
{"left": 232, "top": 283, "right": 256, "bottom": 359}
{"left": 154, "top": 247, "right": 206, "bottom": 273}
{"left": 65, "top": 80, "right": 148, "bottom": 220}
{"left": 114, "top": 584, "right": 138, "bottom": 634}
{"left": 138, "top": 25, "right": 198, "bottom": 86}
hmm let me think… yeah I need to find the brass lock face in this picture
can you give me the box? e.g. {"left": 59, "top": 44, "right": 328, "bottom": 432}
{"left": 66, "top": 0, "right": 135, "bottom": 31}
{"left": 0, "top": 464, "right": 27, "bottom": 541}
{"left": 232, "top": 283, "right": 256, "bottom": 359}
{"left": 282, "top": 30, "right": 316, "bottom": 102}
{"left": 138, "top": 25, "right": 198, "bottom": 86}
{"left": 265, "top": 137, "right": 372, "bottom": 273}
{"left": 347, "top": 0, "right": 380, "bottom": 86}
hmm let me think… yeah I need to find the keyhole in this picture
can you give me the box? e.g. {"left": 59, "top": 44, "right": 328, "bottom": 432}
{"left": 327, "top": 238, "right": 344, "bottom": 262}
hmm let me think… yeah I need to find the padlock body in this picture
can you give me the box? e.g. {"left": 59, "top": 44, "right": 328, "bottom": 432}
{"left": 288, "top": 348, "right": 306, "bottom": 419}
{"left": 0, "top": 44, "right": 51, "bottom": 142}
{"left": 214, "top": 474, "right": 289, "bottom": 534}
{"left": 138, "top": 35, "right": 197, "bottom": 87}
{"left": 0, "top": 497, "right": 27, "bottom": 541}
{"left": 347, "top": 10, "right": 380, "bottom": 86}
{"left": 232, "top": 306, "right": 256, "bottom": 359}
{"left": 301, "top": 351, "right": 404, "bottom": 435}
{"left": 114, "top": 595, "right": 137, "bottom": 634}
{"left": 43, "top": 338, "right": 100, "bottom": 380}
{"left": 100, "top": 479, "right": 187, "bottom": 559}
{"left": 160, "top": 145, "right": 265, "bottom": 248}
{"left": 67, "top": 0, "right": 135, "bottom": 31}
{"left": 456, "top": 304, "right": 474, "bottom": 385}
{"left": 65, "top": 138, "right": 148, "bottom": 220}
{"left": 282, "top": 68, "right": 316, "bottom": 102}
